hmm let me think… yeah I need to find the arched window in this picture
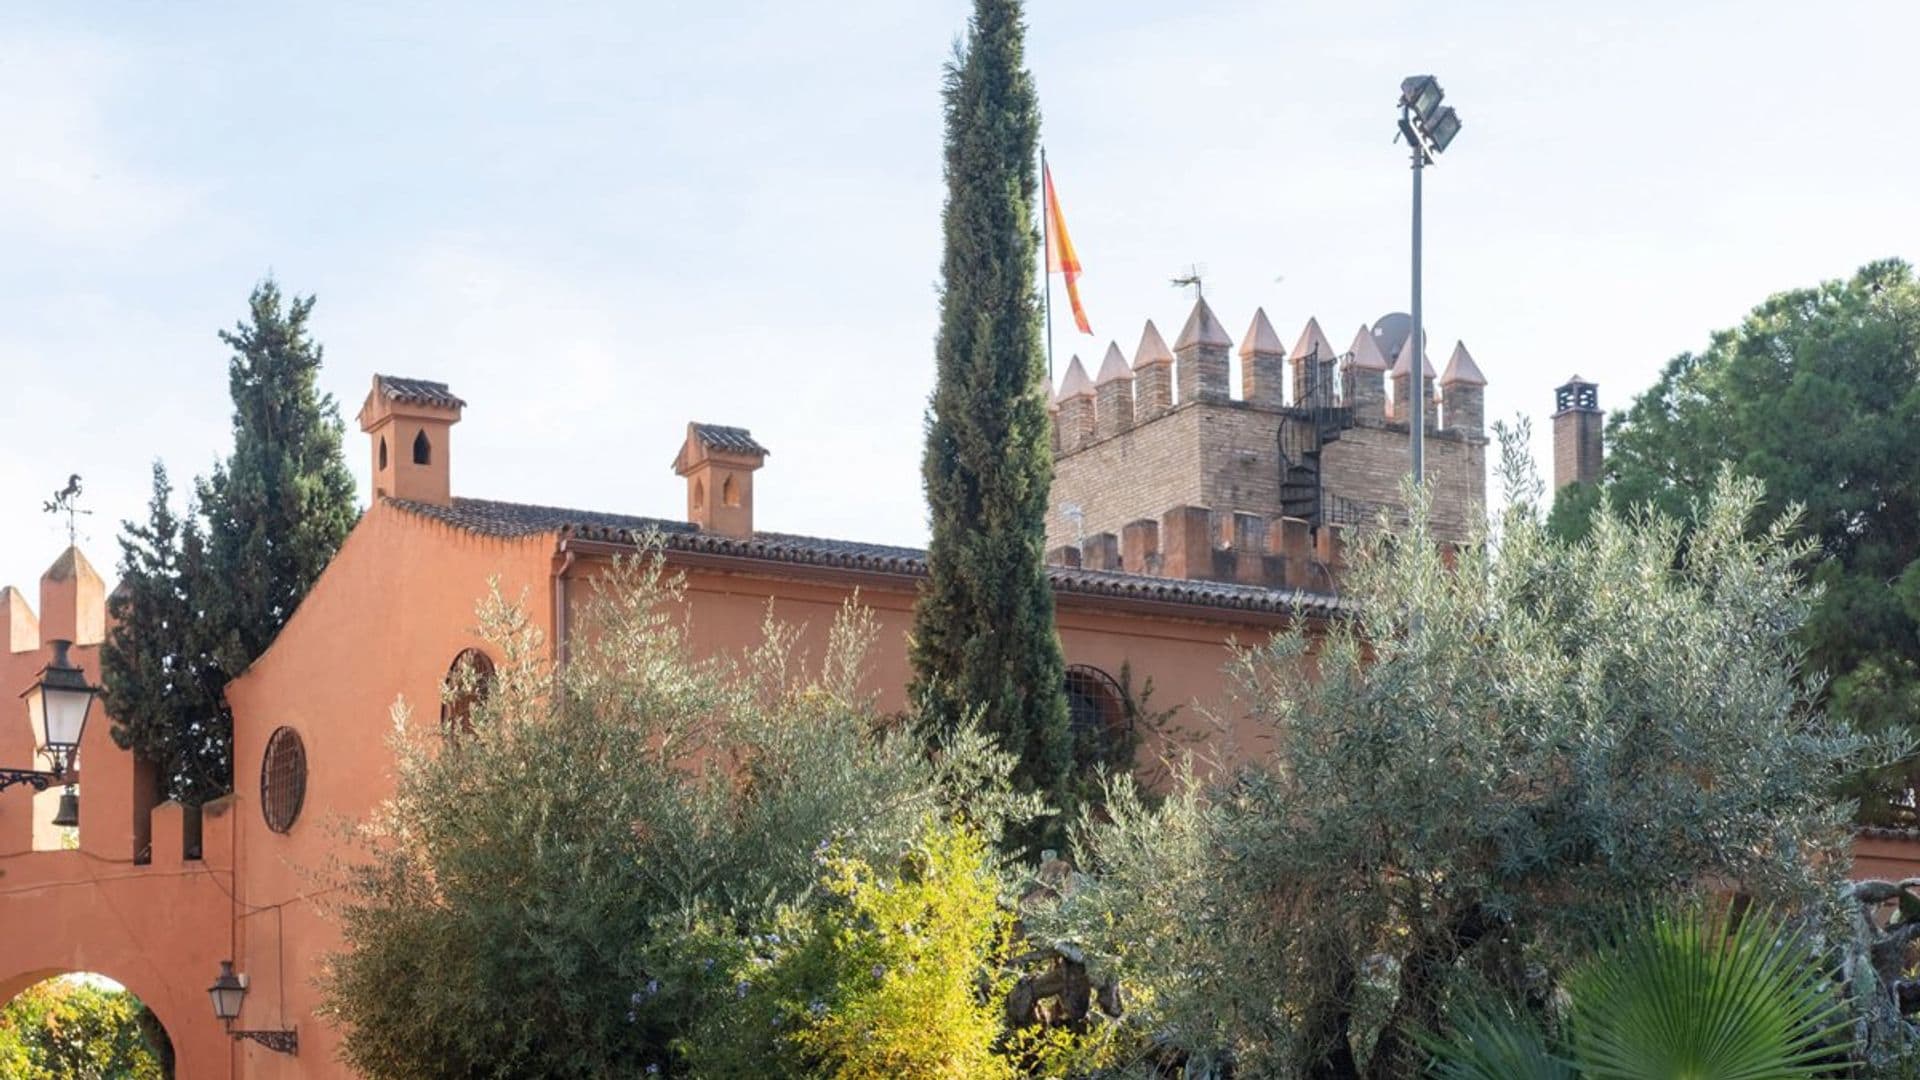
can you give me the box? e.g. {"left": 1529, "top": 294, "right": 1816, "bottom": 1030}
{"left": 441, "top": 648, "right": 496, "bottom": 736}
{"left": 412, "top": 429, "right": 432, "bottom": 465}
{"left": 260, "top": 727, "right": 307, "bottom": 834}
{"left": 1064, "top": 664, "right": 1129, "bottom": 748}
{"left": 693, "top": 479, "right": 706, "bottom": 509}
{"left": 378, "top": 436, "right": 388, "bottom": 470}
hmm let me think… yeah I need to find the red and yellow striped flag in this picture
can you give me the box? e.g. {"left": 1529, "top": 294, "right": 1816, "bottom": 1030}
{"left": 1043, "top": 162, "right": 1092, "bottom": 335}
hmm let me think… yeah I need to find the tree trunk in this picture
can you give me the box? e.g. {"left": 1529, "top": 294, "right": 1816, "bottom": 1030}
{"left": 1364, "top": 905, "right": 1496, "bottom": 1080}
{"left": 1301, "top": 948, "right": 1361, "bottom": 1080}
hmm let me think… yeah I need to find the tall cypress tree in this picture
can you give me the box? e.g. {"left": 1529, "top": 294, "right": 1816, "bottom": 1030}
{"left": 104, "top": 280, "right": 357, "bottom": 803}
{"left": 909, "top": 0, "right": 1071, "bottom": 810}
{"left": 196, "top": 280, "right": 359, "bottom": 677}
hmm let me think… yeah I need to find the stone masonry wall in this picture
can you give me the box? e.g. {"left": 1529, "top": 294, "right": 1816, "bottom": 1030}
{"left": 1049, "top": 405, "right": 1211, "bottom": 549}
{"left": 1319, "top": 419, "right": 1485, "bottom": 541}
{"left": 1051, "top": 403, "right": 1487, "bottom": 551}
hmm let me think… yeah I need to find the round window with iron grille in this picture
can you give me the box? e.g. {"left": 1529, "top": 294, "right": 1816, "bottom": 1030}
{"left": 260, "top": 727, "right": 307, "bottom": 834}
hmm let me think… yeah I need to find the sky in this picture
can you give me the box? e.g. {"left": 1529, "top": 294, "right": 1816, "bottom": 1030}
{"left": 2, "top": 0, "right": 1915, "bottom": 596}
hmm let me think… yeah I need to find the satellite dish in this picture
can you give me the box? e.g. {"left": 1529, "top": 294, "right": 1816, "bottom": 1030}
{"left": 1371, "top": 313, "right": 1413, "bottom": 360}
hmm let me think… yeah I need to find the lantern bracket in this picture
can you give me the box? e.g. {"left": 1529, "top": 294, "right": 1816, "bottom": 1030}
{"left": 0, "top": 768, "right": 61, "bottom": 794}
{"left": 233, "top": 1028, "right": 299, "bottom": 1055}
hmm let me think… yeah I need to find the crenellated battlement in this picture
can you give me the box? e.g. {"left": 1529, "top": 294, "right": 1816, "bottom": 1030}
{"left": 1046, "top": 295, "right": 1490, "bottom": 572}
{"left": 1046, "top": 505, "right": 1347, "bottom": 593}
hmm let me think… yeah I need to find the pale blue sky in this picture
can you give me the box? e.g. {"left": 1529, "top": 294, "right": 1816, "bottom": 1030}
{"left": 3, "top": 1, "right": 1914, "bottom": 594}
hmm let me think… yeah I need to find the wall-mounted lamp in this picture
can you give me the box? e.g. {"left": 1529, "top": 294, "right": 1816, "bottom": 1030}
{"left": 208, "top": 961, "right": 298, "bottom": 1055}
{"left": 2, "top": 640, "right": 101, "bottom": 826}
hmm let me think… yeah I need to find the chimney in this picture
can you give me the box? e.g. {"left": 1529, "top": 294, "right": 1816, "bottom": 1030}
{"left": 1092, "top": 342, "right": 1135, "bottom": 440}
{"left": 1239, "top": 308, "right": 1286, "bottom": 409}
{"left": 1054, "top": 356, "right": 1096, "bottom": 452}
{"left": 1290, "top": 317, "right": 1338, "bottom": 409}
{"left": 673, "top": 423, "right": 770, "bottom": 538}
{"left": 1552, "top": 375, "right": 1603, "bottom": 490}
{"left": 1343, "top": 324, "right": 1390, "bottom": 420}
{"left": 1174, "top": 297, "right": 1232, "bottom": 404}
{"left": 1439, "top": 341, "right": 1487, "bottom": 435}
{"left": 1132, "top": 320, "right": 1175, "bottom": 420}
{"left": 358, "top": 375, "right": 465, "bottom": 507}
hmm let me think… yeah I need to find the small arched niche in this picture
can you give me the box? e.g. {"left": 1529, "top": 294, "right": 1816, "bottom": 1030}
{"left": 378, "top": 436, "right": 389, "bottom": 470}
{"left": 412, "top": 429, "right": 432, "bottom": 465}
{"left": 722, "top": 474, "right": 740, "bottom": 508}
{"left": 441, "top": 648, "right": 497, "bottom": 736}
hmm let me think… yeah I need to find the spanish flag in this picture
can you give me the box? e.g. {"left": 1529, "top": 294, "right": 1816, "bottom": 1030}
{"left": 1043, "top": 161, "right": 1092, "bottom": 335}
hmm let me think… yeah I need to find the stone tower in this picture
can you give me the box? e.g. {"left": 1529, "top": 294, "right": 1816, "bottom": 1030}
{"left": 1045, "top": 294, "right": 1490, "bottom": 592}
{"left": 1552, "top": 375, "right": 1603, "bottom": 490}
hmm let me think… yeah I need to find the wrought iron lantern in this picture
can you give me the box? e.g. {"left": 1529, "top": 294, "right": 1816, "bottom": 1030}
{"left": 2, "top": 639, "right": 102, "bottom": 802}
{"left": 207, "top": 961, "right": 298, "bottom": 1055}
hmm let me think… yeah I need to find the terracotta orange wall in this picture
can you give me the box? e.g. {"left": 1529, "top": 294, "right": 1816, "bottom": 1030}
{"left": 0, "top": 549, "right": 232, "bottom": 1077}
{"left": 222, "top": 503, "right": 555, "bottom": 1079}
{"left": 577, "top": 556, "right": 1282, "bottom": 766}
{"left": 1852, "top": 834, "right": 1920, "bottom": 882}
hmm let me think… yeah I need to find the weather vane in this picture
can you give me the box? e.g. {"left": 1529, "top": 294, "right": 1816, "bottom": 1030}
{"left": 42, "top": 474, "right": 91, "bottom": 547}
{"left": 1170, "top": 263, "right": 1207, "bottom": 300}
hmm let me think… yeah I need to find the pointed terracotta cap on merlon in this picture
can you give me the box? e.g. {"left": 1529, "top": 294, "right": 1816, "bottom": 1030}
{"left": 1094, "top": 342, "right": 1133, "bottom": 384}
{"left": 1290, "top": 316, "right": 1336, "bottom": 362}
{"left": 1391, "top": 340, "right": 1433, "bottom": 377}
{"left": 1133, "top": 320, "right": 1175, "bottom": 369}
{"left": 1056, "top": 355, "right": 1095, "bottom": 399}
{"left": 1347, "top": 325, "right": 1390, "bottom": 371}
{"left": 1174, "top": 297, "right": 1233, "bottom": 351}
{"left": 1238, "top": 308, "right": 1285, "bottom": 358}
{"left": 1439, "top": 341, "right": 1487, "bottom": 386}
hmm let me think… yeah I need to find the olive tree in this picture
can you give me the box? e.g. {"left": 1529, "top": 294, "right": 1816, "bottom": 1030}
{"left": 1043, "top": 424, "right": 1892, "bottom": 1079}
{"left": 321, "top": 550, "right": 1037, "bottom": 1079}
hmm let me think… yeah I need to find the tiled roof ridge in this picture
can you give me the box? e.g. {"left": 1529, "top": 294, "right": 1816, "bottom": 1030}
{"left": 384, "top": 496, "right": 1342, "bottom": 617}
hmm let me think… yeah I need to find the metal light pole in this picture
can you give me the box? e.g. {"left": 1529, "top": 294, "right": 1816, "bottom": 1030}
{"left": 1397, "top": 76, "right": 1461, "bottom": 489}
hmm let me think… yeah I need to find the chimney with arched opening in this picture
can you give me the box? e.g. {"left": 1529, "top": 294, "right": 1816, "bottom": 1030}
{"left": 357, "top": 375, "right": 465, "bottom": 507}
{"left": 672, "top": 423, "right": 769, "bottom": 539}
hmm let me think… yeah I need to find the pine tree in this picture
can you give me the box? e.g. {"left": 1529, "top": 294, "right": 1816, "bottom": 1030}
{"left": 909, "top": 0, "right": 1071, "bottom": 813}
{"left": 103, "top": 280, "right": 357, "bottom": 803}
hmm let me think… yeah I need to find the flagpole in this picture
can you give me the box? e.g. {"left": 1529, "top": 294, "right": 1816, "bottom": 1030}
{"left": 1041, "top": 146, "right": 1055, "bottom": 386}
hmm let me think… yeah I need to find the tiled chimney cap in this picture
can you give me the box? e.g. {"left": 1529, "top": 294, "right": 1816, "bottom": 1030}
{"left": 1239, "top": 308, "right": 1285, "bottom": 358}
{"left": 1347, "top": 325, "right": 1390, "bottom": 371}
{"left": 1094, "top": 342, "right": 1134, "bottom": 383}
{"left": 1173, "top": 297, "right": 1233, "bottom": 350}
{"left": 1439, "top": 342, "right": 1487, "bottom": 387}
{"left": 1133, "top": 320, "right": 1175, "bottom": 369}
{"left": 371, "top": 375, "right": 466, "bottom": 410}
{"left": 685, "top": 422, "right": 769, "bottom": 459}
{"left": 1056, "top": 355, "right": 1095, "bottom": 399}
{"left": 1290, "top": 316, "right": 1336, "bottom": 362}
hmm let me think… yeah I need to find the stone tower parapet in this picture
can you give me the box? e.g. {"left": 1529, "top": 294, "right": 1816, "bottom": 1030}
{"left": 1047, "top": 293, "right": 1491, "bottom": 587}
